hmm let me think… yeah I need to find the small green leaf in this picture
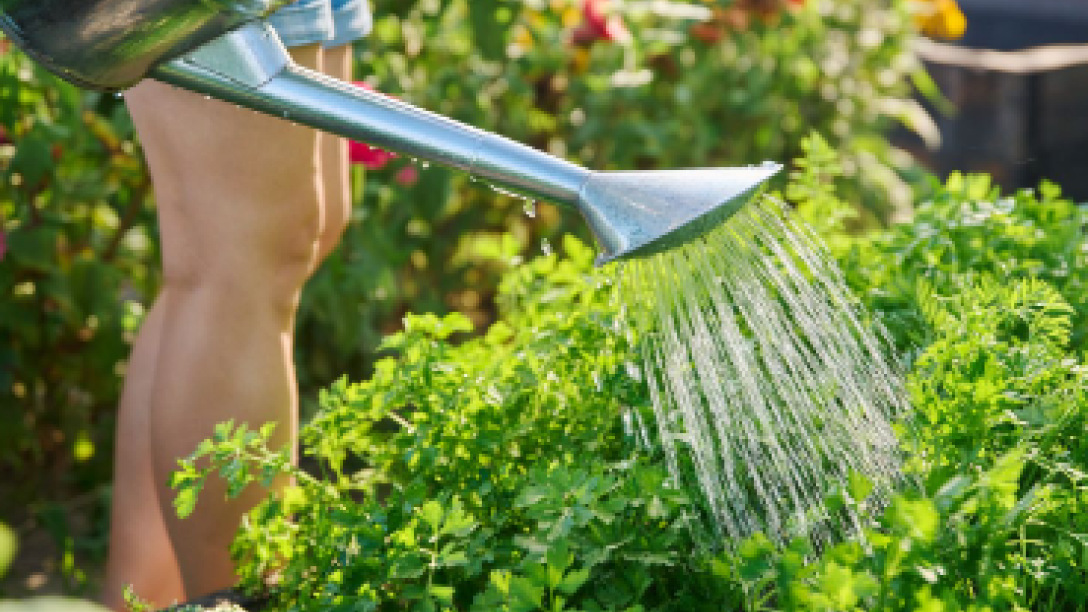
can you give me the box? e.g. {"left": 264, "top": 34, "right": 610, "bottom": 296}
{"left": 427, "top": 584, "right": 455, "bottom": 605}
{"left": 174, "top": 484, "right": 201, "bottom": 519}
{"left": 847, "top": 471, "right": 873, "bottom": 503}
{"left": 419, "top": 500, "right": 444, "bottom": 531}
{"left": 0, "top": 523, "right": 17, "bottom": 578}
{"left": 558, "top": 568, "right": 590, "bottom": 595}
{"left": 509, "top": 575, "right": 545, "bottom": 612}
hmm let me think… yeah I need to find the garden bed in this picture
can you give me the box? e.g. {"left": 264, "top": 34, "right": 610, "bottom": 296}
{"left": 899, "top": 39, "right": 1088, "bottom": 200}
{"left": 158, "top": 144, "right": 1088, "bottom": 611}
{"left": 897, "top": 0, "right": 1088, "bottom": 200}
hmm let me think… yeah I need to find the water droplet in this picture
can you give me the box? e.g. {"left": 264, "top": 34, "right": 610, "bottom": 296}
{"left": 204, "top": 95, "right": 211, "bottom": 100}
{"left": 761, "top": 160, "right": 778, "bottom": 168}
{"left": 523, "top": 201, "right": 537, "bottom": 218}
{"left": 541, "top": 239, "right": 552, "bottom": 255}
{"left": 421, "top": 161, "right": 430, "bottom": 168}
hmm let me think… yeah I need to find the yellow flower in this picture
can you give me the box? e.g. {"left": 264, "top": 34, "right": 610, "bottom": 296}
{"left": 914, "top": 0, "right": 966, "bottom": 40}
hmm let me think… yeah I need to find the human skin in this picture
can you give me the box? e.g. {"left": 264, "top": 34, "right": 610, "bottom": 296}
{"left": 100, "top": 43, "right": 353, "bottom": 610}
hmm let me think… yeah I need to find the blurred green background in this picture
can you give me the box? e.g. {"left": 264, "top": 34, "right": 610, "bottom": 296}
{"left": 0, "top": 0, "right": 932, "bottom": 599}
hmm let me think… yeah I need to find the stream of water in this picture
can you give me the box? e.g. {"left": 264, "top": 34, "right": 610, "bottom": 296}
{"left": 619, "top": 195, "right": 911, "bottom": 551}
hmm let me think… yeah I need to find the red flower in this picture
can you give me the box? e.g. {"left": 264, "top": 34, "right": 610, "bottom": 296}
{"left": 348, "top": 82, "right": 397, "bottom": 170}
{"left": 349, "top": 138, "right": 395, "bottom": 170}
{"left": 395, "top": 164, "right": 419, "bottom": 187}
{"left": 572, "top": 0, "right": 631, "bottom": 45}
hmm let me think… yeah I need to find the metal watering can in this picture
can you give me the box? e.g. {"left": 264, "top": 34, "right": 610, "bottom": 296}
{"left": 0, "top": 0, "right": 781, "bottom": 264}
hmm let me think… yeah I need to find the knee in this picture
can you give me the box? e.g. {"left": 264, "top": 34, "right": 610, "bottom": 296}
{"left": 162, "top": 195, "right": 323, "bottom": 314}
{"left": 163, "top": 252, "right": 315, "bottom": 318}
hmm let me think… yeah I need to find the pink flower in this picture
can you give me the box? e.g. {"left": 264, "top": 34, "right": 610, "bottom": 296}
{"left": 348, "top": 82, "right": 397, "bottom": 170}
{"left": 395, "top": 164, "right": 419, "bottom": 187}
{"left": 572, "top": 0, "right": 631, "bottom": 45}
{"left": 349, "top": 139, "right": 395, "bottom": 170}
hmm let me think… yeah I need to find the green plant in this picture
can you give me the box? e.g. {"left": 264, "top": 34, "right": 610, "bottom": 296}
{"left": 845, "top": 175, "right": 1088, "bottom": 354}
{"left": 171, "top": 140, "right": 1088, "bottom": 610}
{"left": 170, "top": 237, "right": 748, "bottom": 611}
{"left": 785, "top": 140, "right": 1088, "bottom": 610}
{"left": 0, "top": 38, "right": 152, "bottom": 493}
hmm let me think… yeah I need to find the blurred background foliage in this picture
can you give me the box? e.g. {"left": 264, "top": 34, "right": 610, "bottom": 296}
{"left": 0, "top": 0, "right": 930, "bottom": 595}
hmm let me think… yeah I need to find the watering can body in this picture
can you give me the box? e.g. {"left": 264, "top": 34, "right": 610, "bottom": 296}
{"left": 0, "top": 0, "right": 781, "bottom": 264}
{"left": 0, "top": 0, "right": 290, "bottom": 90}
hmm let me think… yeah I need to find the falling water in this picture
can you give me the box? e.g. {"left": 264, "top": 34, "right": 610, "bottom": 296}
{"left": 618, "top": 195, "right": 910, "bottom": 551}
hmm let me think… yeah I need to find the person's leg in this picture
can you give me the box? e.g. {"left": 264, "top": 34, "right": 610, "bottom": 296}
{"left": 101, "top": 295, "right": 185, "bottom": 611}
{"left": 108, "top": 43, "right": 327, "bottom": 601}
{"left": 314, "top": 43, "right": 353, "bottom": 265}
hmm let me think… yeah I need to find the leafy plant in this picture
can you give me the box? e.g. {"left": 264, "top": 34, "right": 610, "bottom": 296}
{"left": 787, "top": 139, "right": 1088, "bottom": 610}
{"left": 171, "top": 139, "right": 1088, "bottom": 610}
{"left": 171, "top": 237, "right": 747, "bottom": 611}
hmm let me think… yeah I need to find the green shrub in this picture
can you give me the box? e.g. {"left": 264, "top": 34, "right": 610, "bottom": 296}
{"left": 174, "top": 143, "right": 1087, "bottom": 610}
{"left": 0, "top": 46, "right": 151, "bottom": 506}
{"left": 169, "top": 239, "right": 744, "bottom": 611}
{"left": 785, "top": 140, "right": 1088, "bottom": 610}
{"left": 835, "top": 174, "right": 1088, "bottom": 354}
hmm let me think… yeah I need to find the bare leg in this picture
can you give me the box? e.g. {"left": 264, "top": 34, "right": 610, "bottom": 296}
{"left": 101, "top": 296, "right": 185, "bottom": 611}
{"left": 103, "top": 44, "right": 332, "bottom": 603}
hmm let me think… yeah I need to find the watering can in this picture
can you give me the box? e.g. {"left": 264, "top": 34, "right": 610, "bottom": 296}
{"left": 0, "top": 0, "right": 781, "bottom": 264}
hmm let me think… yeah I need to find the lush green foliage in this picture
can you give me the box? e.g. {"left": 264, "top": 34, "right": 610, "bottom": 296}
{"left": 787, "top": 143, "right": 1088, "bottom": 610}
{"left": 173, "top": 140, "right": 1087, "bottom": 611}
{"left": 171, "top": 240, "right": 740, "bottom": 611}
{"left": 834, "top": 173, "right": 1088, "bottom": 354}
{"left": 0, "top": 47, "right": 150, "bottom": 504}
{"left": 0, "top": 0, "right": 924, "bottom": 531}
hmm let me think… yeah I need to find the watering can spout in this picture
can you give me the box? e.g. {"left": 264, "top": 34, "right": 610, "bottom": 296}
{"left": 152, "top": 22, "right": 781, "bottom": 264}
{"left": 580, "top": 165, "right": 782, "bottom": 264}
{"left": 1, "top": 3, "right": 781, "bottom": 264}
